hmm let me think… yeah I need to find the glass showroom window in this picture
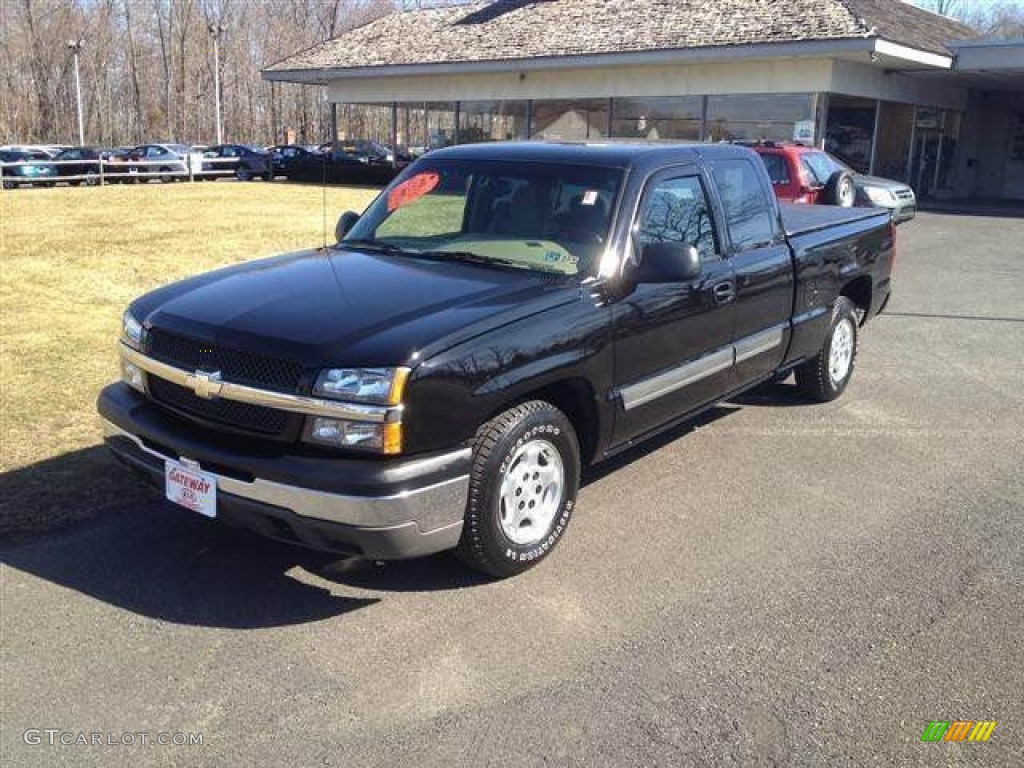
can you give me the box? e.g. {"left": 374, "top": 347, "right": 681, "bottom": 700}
{"left": 826, "top": 94, "right": 877, "bottom": 173}
{"left": 531, "top": 99, "right": 610, "bottom": 141}
{"left": 425, "top": 102, "right": 458, "bottom": 150}
{"left": 340, "top": 103, "right": 394, "bottom": 146}
{"left": 706, "top": 93, "right": 817, "bottom": 143}
{"left": 396, "top": 105, "right": 428, "bottom": 156}
{"left": 459, "top": 101, "right": 529, "bottom": 143}
{"left": 611, "top": 97, "right": 703, "bottom": 141}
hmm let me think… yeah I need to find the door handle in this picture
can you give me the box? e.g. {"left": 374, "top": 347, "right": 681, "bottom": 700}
{"left": 711, "top": 280, "right": 736, "bottom": 305}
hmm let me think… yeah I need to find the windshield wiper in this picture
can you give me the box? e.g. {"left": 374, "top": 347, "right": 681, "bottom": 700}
{"left": 337, "top": 239, "right": 406, "bottom": 255}
{"left": 416, "top": 250, "right": 570, "bottom": 276}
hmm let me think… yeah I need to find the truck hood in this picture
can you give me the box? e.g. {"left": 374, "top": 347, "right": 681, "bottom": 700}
{"left": 132, "top": 247, "right": 581, "bottom": 368}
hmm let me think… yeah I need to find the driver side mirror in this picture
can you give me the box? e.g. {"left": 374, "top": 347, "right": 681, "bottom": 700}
{"left": 335, "top": 211, "right": 360, "bottom": 242}
{"left": 633, "top": 241, "right": 702, "bottom": 283}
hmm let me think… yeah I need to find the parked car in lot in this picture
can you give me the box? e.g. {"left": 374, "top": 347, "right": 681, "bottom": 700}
{"left": 0, "top": 144, "right": 68, "bottom": 158}
{"left": 99, "top": 142, "right": 895, "bottom": 578}
{"left": 0, "top": 149, "right": 57, "bottom": 188}
{"left": 201, "top": 144, "right": 274, "bottom": 181}
{"left": 751, "top": 142, "right": 916, "bottom": 223}
{"left": 268, "top": 145, "right": 322, "bottom": 176}
{"left": 116, "top": 143, "right": 205, "bottom": 183}
{"left": 324, "top": 138, "right": 411, "bottom": 167}
{"left": 53, "top": 146, "right": 118, "bottom": 186}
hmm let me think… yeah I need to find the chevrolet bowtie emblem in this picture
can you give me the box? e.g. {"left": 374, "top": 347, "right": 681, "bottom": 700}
{"left": 186, "top": 370, "right": 224, "bottom": 399}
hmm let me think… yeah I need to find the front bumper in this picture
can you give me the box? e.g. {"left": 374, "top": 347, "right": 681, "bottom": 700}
{"left": 891, "top": 201, "right": 916, "bottom": 224}
{"left": 98, "top": 383, "right": 470, "bottom": 559}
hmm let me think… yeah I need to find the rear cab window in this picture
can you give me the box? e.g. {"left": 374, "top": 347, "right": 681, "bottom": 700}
{"left": 708, "top": 158, "right": 776, "bottom": 252}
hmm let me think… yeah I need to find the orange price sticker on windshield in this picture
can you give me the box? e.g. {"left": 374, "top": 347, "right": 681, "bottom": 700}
{"left": 388, "top": 172, "right": 440, "bottom": 212}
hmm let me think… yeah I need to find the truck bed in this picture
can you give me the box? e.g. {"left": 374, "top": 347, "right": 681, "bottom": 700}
{"left": 780, "top": 202, "right": 889, "bottom": 237}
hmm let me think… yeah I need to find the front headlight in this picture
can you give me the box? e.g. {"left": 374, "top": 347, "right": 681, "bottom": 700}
{"left": 863, "top": 186, "right": 895, "bottom": 206}
{"left": 122, "top": 310, "right": 143, "bottom": 350}
{"left": 313, "top": 367, "right": 409, "bottom": 405}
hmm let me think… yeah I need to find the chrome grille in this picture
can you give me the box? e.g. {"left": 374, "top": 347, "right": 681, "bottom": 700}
{"left": 148, "top": 377, "right": 291, "bottom": 435}
{"left": 146, "top": 328, "right": 303, "bottom": 392}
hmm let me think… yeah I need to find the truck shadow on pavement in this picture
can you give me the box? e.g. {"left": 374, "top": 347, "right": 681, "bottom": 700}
{"left": 1, "top": 447, "right": 379, "bottom": 628}
{"left": 1, "top": 398, "right": 769, "bottom": 618}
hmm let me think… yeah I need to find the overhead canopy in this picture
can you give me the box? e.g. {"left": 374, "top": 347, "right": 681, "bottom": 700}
{"left": 946, "top": 38, "right": 1024, "bottom": 90}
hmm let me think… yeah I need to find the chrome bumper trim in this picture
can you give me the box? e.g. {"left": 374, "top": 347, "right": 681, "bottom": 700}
{"left": 102, "top": 419, "right": 469, "bottom": 531}
{"left": 120, "top": 342, "right": 402, "bottom": 423}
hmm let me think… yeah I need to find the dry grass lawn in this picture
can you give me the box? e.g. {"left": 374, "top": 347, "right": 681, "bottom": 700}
{"left": 1, "top": 181, "right": 378, "bottom": 536}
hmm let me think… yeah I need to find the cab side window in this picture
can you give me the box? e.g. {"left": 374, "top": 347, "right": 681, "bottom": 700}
{"left": 710, "top": 159, "right": 775, "bottom": 252}
{"left": 635, "top": 175, "right": 717, "bottom": 260}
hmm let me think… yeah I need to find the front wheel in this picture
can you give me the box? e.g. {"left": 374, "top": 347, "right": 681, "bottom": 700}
{"left": 454, "top": 401, "right": 580, "bottom": 578}
{"left": 235, "top": 167, "right": 251, "bottom": 182}
{"left": 795, "top": 296, "right": 858, "bottom": 402}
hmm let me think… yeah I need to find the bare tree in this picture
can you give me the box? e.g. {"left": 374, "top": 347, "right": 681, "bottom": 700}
{"left": 0, "top": 0, "right": 405, "bottom": 145}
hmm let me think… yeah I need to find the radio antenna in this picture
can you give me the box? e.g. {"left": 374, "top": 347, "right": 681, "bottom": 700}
{"left": 321, "top": 150, "right": 328, "bottom": 250}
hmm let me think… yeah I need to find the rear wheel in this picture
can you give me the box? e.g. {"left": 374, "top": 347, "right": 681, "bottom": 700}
{"left": 158, "top": 167, "right": 173, "bottom": 183}
{"left": 235, "top": 166, "right": 251, "bottom": 182}
{"left": 795, "top": 296, "right": 858, "bottom": 402}
{"left": 3, "top": 179, "right": 17, "bottom": 189}
{"left": 85, "top": 169, "right": 98, "bottom": 186}
{"left": 454, "top": 401, "right": 580, "bottom": 578}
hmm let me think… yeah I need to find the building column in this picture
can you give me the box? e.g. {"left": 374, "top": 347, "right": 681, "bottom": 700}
{"left": 390, "top": 102, "right": 399, "bottom": 167}
{"left": 699, "top": 95, "right": 709, "bottom": 142}
{"left": 906, "top": 109, "right": 919, "bottom": 185}
{"left": 815, "top": 93, "right": 830, "bottom": 150}
{"left": 868, "top": 99, "right": 882, "bottom": 175}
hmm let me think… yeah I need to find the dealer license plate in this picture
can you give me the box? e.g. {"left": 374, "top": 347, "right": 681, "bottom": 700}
{"left": 165, "top": 459, "right": 217, "bottom": 518}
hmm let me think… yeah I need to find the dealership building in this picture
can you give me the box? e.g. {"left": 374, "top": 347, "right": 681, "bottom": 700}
{"left": 264, "top": 0, "right": 1024, "bottom": 200}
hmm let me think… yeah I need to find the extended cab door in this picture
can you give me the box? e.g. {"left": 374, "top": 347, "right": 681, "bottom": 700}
{"left": 705, "top": 156, "right": 794, "bottom": 387}
{"left": 610, "top": 167, "right": 736, "bottom": 445}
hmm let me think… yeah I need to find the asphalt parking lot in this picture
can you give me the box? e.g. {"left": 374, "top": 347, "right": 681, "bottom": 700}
{"left": 2, "top": 210, "right": 1022, "bottom": 767}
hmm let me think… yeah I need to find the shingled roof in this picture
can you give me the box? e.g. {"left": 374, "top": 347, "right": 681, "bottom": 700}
{"left": 265, "top": 0, "right": 977, "bottom": 75}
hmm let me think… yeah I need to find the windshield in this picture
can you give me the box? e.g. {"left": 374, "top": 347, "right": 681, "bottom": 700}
{"left": 801, "top": 151, "right": 851, "bottom": 186}
{"left": 343, "top": 159, "right": 622, "bottom": 277}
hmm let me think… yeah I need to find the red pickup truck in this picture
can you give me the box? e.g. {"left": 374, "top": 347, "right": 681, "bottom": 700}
{"left": 751, "top": 142, "right": 916, "bottom": 223}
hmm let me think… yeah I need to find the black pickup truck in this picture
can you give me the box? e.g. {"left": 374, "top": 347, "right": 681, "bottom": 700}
{"left": 99, "top": 142, "right": 894, "bottom": 577}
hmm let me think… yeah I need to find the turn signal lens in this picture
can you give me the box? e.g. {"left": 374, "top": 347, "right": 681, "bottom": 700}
{"left": 304, "top": 417, "right": 402, "bottom": 455}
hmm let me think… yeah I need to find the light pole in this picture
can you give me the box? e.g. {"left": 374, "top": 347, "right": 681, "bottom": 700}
{"left": 208, "top": 23, "right": 224, "bottom": 144}
{"left": 66, "top": 39, "right": 84, "bottom": 146}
